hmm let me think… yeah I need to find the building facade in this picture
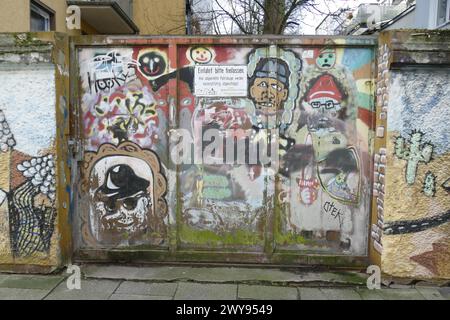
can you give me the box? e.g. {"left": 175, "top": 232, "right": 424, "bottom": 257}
{"left": 0, "top": 0, "right": 187, "bottom": 35}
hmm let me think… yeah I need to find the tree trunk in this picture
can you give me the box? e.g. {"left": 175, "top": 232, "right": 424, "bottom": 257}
{"left": 263, "top": 0, "right": 285, "bottom": 34}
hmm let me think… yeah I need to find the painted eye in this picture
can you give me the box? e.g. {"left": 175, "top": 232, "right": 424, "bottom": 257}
{"left": 325, "top": 101, "right": 334, "bottom": 109}
{"left": 154, "top": 57, "right": 160, "bottom": 63}
{"left": 319, "top": 54, "right": 323, "bottom": 58}
{"left": 271, "top": 83, "right": 282, "bottom": 91}
{"left": 104, "top": 199, "right": 117, "bottom": 212}
{"left": 143, "top": 57, "right": 150, "bottom": 64}
{"left": 259, "top": 81, "right": 267, "bottom": 88}
{"left": 196, "top": 51, "right": 200, "bottom": 54}
{"left": 311, "top": 101, "right": 321, "bottom": 108}
{"left": 123, "top": 197, "right": 138, "bottom": 210}
{"left": 329, "top": 54, "right": 333, "bottom": 58}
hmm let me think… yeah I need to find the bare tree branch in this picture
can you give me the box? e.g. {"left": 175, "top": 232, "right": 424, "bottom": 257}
{"left": 190, "top": 0, "right": 327, "bottom": 35}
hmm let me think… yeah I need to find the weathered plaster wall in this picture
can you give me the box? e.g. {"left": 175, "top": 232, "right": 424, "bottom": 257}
{"left": 0, "top": 65, "right": 60, "bottom": 267}
{"left": 375, "top": 30, "right": 450, "bottom": 280}
{"left": 0, "top": 33, "right": 70, "bottom": 272}
{"left": 382, "top": 70, "right": 450, "bottom": 279}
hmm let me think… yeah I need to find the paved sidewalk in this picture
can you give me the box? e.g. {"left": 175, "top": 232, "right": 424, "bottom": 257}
{"left": 0, "top": 266, "right": 448, "bottom": 300}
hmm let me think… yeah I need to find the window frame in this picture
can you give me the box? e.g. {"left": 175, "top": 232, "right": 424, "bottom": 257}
{"left": 30, "top": 0, "right": 55, "bottom": 32}
{"left": 435, "top": 0, "right": 450, "bottom": 28}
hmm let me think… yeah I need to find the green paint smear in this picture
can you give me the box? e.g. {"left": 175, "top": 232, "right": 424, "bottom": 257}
{"left": 202, "top": 187, "right": 232, "bottom": 199}
{"left": 203, "top": 175, "right": 229, "bottom": 187}
{"left": 180, "top": 225, "right": 261, "bottom": 246}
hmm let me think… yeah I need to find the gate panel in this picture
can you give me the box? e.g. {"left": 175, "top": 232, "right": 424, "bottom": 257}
{"left": 78, "top": 46, "right": 171, "bottom": 248}
{"left": 177, "top": 45, "right": 271, "bottom": 251}
{"left": 276, "top": 46, "right": 375, "bottom": 256}
{"left": 73, "top": 37, "right": 376, "bottom": 265}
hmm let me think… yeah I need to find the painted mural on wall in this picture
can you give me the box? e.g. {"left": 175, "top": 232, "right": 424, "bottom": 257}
{"left": 79, "top": 48, "right": 170, "bottom": 247}
{"left": 0, "top": 66, "right": 58, "bottom": 261}
{"left": 383, "top": 70, "right": 450, "bottom": 279}
{"left": 79, "top": 43, "right": 375, "bottom": 254}
{"left": 278, "top": 46, "right": 374, "bottom": 254}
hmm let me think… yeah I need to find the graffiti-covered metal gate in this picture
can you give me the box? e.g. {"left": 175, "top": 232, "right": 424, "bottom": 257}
{"left": 71, "top": 36, "right": 377, "bottom": 266}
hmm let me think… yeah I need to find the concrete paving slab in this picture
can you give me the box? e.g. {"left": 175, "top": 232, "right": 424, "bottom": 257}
{"left": 378, "top": 289, "right": 425, "bottom": 300}
{"left": 0, "top": 288, "right": 50, "bottom": 300}
{"left": 416, "top": 288, "right": 446, "bottom": 300}
{"left": 109, "top": 293, "right": 172, "bottom": 300}
{"left": 45, "top": 279, "right": 120, "bottom": 300}
{"left": 298, "top": 287, "right": 328, "bottom": 300}
{"left": 174, "top": 283, "right": 237, "bottom": 300}
{"left": 321, "top": 288, "right": 362, "bottom": 300}
{"left": 148, "top": 283, "right": 178, "bottom": 296}
{"left": 82, "top": 264, "right": 367, "bottom": 286}
{"left": 116, "top": 281, "right": 178, "bottom": 297}
{"left": 0, "top": 274, "right": 64, "bottom": 290}
{"left": 116, "top": 281, "right": 154, "bottom": 295}
{"left": 438, "top": 287, "right": 450, "bottom": 299}
{"left": 355, "top": 289, "right": 384, "bottom": 300}
{"left": 238, "top": 285, "right": 298, "bottom": 300}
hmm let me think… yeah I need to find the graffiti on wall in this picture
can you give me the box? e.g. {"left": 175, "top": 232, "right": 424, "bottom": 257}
{"left": 80, "top": 47, "right": 171, "bottom": 247}
{"left": 383, "top": 70, "right": 450, "bottom": 278}
{"left": 394, "top": 131, "right": 434, "bottom": 185}
{"left": 81, "top": 142, "right": 168, "bottom": 246}
{"left": 0, "top": 66, "right": 58, "bottom": 259}
{"left": 277, "top": 45, "right": 373, "bottom": 254}
{"left": 79, "top": 43, "right": 375, "bottom": 254}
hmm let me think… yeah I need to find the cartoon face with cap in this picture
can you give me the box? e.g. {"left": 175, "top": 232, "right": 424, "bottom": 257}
{"left": 249, "top": 58, "right": 290, "bottom": 114}
{"left": 305, "top": 74, "right": 344, "bottom": 133}
{"left": 90, "top": 159, "right": 154, "bottom": 243}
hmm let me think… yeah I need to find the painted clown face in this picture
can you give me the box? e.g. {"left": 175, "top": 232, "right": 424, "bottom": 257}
{"left": 316, "top": 48, "right": 336, "bottom": 69}
{"left": 190, "top": 47, "right": 213, "bottom": 64}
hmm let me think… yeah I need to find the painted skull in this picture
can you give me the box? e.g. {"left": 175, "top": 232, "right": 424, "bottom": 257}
{"left": 92, "top": 164, "right": 152, "bottom": 242}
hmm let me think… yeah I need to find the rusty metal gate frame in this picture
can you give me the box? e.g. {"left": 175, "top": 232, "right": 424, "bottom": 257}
{"left": 69, "top": 35, "right": 378, "bottom": 268}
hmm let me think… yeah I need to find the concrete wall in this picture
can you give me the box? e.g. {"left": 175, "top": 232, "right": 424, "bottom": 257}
{"left": 133, "top": 0, "right": 186, "bottom": 35}
{"left": 373, "top": 30, "right": 450, "bottom": 280}
{"left": 0, "top": 33, "right": 70, "bottom": 273}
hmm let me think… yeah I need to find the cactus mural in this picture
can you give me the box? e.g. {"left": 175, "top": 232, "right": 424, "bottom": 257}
{"left": 394, "top": 131, "right": 433, "bottom": 185}
{"left": 423, "top": 171, "right": 437, "bottom": 197}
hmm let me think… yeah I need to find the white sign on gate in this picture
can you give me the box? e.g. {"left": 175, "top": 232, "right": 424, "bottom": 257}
{"left": 194, "top": 65, "right": 248, "bottom": 97}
